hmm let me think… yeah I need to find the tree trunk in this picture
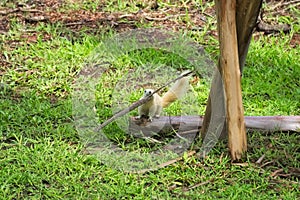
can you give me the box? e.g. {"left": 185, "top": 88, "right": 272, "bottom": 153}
{"left": 214, "top": 0, "right": 247, "bottom": 160}
{"left": 200, "top": 0, "right": 262, "bottom": 161}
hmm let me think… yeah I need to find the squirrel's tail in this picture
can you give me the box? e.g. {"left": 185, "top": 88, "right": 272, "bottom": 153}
{"left": 161, "top": 71, "right": 190, "bottom": 108}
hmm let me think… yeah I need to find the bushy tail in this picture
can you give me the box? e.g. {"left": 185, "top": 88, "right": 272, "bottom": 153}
{"left": 161, "top": 71, "right": 190, "bottom": 108}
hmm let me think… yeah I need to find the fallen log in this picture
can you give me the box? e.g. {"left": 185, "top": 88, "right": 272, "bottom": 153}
{"left": 129, "top": 116, "right": 300, "bottom": 138}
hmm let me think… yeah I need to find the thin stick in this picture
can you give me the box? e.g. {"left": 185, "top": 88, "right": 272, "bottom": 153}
{"left": 270, "top": 169, "right": 284, "bottom": 177}
{"left": 260, "top": 161, "right": 274, "bottom": 168}
{"left": 144, "top": 13, "right": 188, "bottom": 21}
{"left": 168, "top": 115, "right": 190, "bottom": 141}
{"left": 255, "top": 154, "right": 265, "bottom": 164}
{"left": 94, "top": 71, "right": 193, "bottom": 132}
{"left": 134, "top": 150, "right": 196, "bottom": 174}
{"left": 270, "top": 0, "right": 300, "bottom": 10}
{"left": 182, "top": 178, "right": 214, "bottom": 192}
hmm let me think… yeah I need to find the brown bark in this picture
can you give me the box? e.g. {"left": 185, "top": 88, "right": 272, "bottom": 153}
{"left": 236, "top": 0, "right": 263, "bottom": 68}
{"left": 217, "top": 0, "right": 247, "bottom": 160}
{"left": 200, "top": 0, "right": 262, "bottom": 160}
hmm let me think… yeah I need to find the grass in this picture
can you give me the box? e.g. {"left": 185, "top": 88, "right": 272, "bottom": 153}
{"left": 0, "top": 0, "right": 299, "bottom": 199}
{"left": 242, "top": 36, "right": 300, "bottom": 115}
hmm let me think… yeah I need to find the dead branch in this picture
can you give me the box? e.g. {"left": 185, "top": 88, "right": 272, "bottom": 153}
{"left": 130, "top": 116, "right": 300, "bottom": 136}
{"left": 134, "top": 150, "right": 196, "bottom": 174}
{"left": 257, "top": 18, "right": 291, "bottom": 34}
{"left": 65, "top": 21, "right": 87, "bottom": 26}
{"left": 25, "top": 16, "right": 49, "bottom": 23}
{"left": 231, "top": 163, "right": 249, "bottom": 167}
{"left": 255, "top": 154, "right": 265, "bottom": 164}
{"left": 0, "top": 8, "right": 19, "bottom": 15}
{"left": 144, "top": 13, "right": 187, "bottom": 21}
{"left": 269, "top": 0, "right": 300, "bottom": 10}
{"left": 182, "top": 178, "right": 214, "bottom": 192}
{"left": 260, "top": 161, "right": 274, "bottom": 168}
{"left": 270, "top": 168, "right": 284, "bottom": 177}
{"left": 280, "top": 0, "right": 300, "bottom": 7}
{"left": 0, "top": 7, "right": 43, "bottom": 15}
{"left": 19, "top": 8, "right": 44, "bottom": 13}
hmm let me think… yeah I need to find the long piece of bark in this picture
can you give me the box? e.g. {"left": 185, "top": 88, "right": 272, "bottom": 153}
{"left": 200, "top": 0, "right": 262, "bottom": 160}
{"left": 215, "top": 0, "right": 247, "bottom": 160}
{"left": 130, "top": 116, "right": 300, "bottom": 135}
{"left": 201, "top": 0, "right": 263, "bottom": 138}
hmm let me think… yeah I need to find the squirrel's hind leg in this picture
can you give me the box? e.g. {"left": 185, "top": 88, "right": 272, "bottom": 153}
{"left": 148, "top": 105, "right": 159, "bottom": 121}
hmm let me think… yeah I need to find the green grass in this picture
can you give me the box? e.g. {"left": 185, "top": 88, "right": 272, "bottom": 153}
{"left": 0, "top": 1, "right": 299, "bottom": 199}
{"left": 242, "top": 36, "right": 300, "bottom": 115}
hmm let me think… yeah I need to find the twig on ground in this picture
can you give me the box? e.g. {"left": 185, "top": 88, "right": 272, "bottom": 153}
{"left": 260, "top": 161, "right": 274, "bottom": 168}
{"left": 269, "top": 0, "right": 285, "bottom": 10}
{"left": 144, "top": 13, "right": 188, "bottom": 21}
{"left": 257, "top": 20, "right": 290, "bottom": 34}
{"left": 182, "top": 178, "right": 214, "bottom": 192}
{"left": 119, "top": 14, "right": 135, "bottom": 19}
{"left": 176, "top": 129, "right": 200, "bottom": 136}
{"left": 134, "top": 150, "right": 196, "bottom": 174}
{"left": 0, "top": 7, "right": 43, "bottom": 15}
{"left": 232, "top": 163, "right": 249, "bottom": 167}
{"left": 65, "top": 21, "right": 86, "bottom": 26}
{"left": 0, "top": 8, "right": 19, "bottom": 15}
{"left": 255, "top": 154, "right": 265, "bottom": 164}
{"left": 168, "top": 116, "right": 189, "bottom": 142}
{"left": 281, "top": 0, "right": 300, "bottom": 7}
{"left": 219, "top": 152, "right": 224, "bottom": 163}
{"left": 19, "top": 8, "right": 44, "bottom": 13}
{"left": 25, "top": 16, "right": 49, "bottom": 22}
{"left": 270, "top": 0, "right": 300, "bottom": 10}
{"left": 119, "top": 12, "right": 190, "bottom": 22}
{"left": 270, "top": 168, "right": 284, "bottom": 177}
{"left": 257, "top": 0, "right": 296, "bottom": 34}
{"left": 142, "top": 137, "right": 164, "bottom": 144}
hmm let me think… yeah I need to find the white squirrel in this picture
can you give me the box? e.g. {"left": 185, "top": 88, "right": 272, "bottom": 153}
{"left": 137, "top": 72, "right": 190, "bottom": 121}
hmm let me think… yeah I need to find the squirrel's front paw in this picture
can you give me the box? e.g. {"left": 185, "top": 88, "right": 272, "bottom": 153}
{"left": 135, "top": 115, "right": 152, "bottom": 122}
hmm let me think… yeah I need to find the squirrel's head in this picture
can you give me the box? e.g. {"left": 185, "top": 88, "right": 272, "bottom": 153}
{"left": 143, "top": 89, "right": 154, "bottom": 98}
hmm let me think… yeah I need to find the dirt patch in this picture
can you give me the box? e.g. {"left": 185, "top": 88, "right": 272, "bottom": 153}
{"left": 0, "top": 0, "right": 212, "bottom": 35}
{"left": 0, "top": 1, "right": 298, "bottom": 52}
{"left": 291, "top": 33, "right": 300, "bottom": 47}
